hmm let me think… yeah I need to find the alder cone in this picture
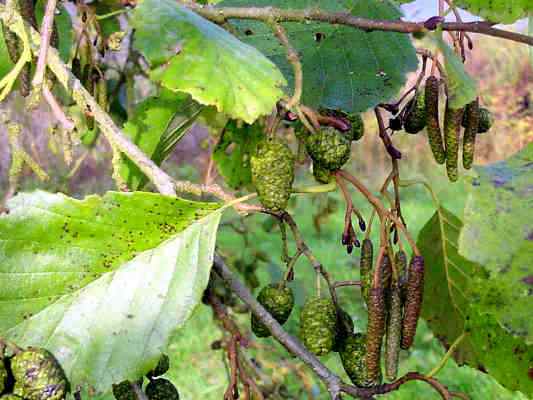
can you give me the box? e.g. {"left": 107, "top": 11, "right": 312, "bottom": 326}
{"left": 145, "top": 379, "right": 179, "bottom": 400}
{"left": 404, "top": 91, "right": 427, "bottom": 134}
{"left": 312, "top": 162, "right": 333, "bottom": 184}
{"left": 251, "top": 284, "right": 294, "bottom": 338}
{"left": 112, "top": 381, "right": 137, "bottom": 400}
{"left": 300, "top": 297, "right": 337, "bottom": 356}
{"left": 424, "top": 77, "right": 446, "bottom": 164}
{"left": 333, "top": 307, "right": 355, "bottom": 352}
{"left": 251, "top": 137, "right": 295, "bottom": 211}
{"left": 444, "top": 105, "right": 464, "bottom": 182}
{"left": 385, "top": 283, "right": 402, "bottom": 381}
{"left": 401, "top": 256, "right": 425, "bottom": 350}
{"left": 305, "top": 127, "right": 351, "bottom": 171}
{"left": 339, "top": 333, "right": 380, "bottom": 387}
{"left": 365, "top": 287, "right": 386, "bottom": 383}
{"left": 11, "top": 347, "right": 68, "bottom": 400}
{"left": 462, "top": 99, "right": 480, "bottom": 170}
{"left": 478, "top": 107, "right": 493, "bottom": 134}
{"left": 347, "top": 113, "right": 365, "bottom": 141}
{"left": 360, "top": 239, "right": 373, "bottom": 306}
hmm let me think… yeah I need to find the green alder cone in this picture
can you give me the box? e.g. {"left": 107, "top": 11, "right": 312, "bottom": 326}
{"left": 147, "top": 354, "right": 170, "bottom": 378}
{"left": 347, "top": 113, "right": 365, "bottom": 141}
{"left": 444, "top": 105, "right": 464, "bottom": 182}
{"left": 360, "top": 239, "right": 373, "bottom": 306}
{"left": 477, "top": 107, "right": 493, "bottom": 133}
{"left": 395, "top": 250, "right": 408, "bottom": 301}
{"left": 339, "top": 333, "right": 381, "bottom": 387}
{"left": 251, "top": 283, "right": 294, "bottom": 338}
{"left": 145, "top": 379, "right": 179, "bottom": 400}
{"left": 462, "top": 106, "right": 493, "bottom": 134}
{"left": 305, "top": 127, "right": 351, "bottom": 171}
{"left": 300, "top": 297, "right": 337, "bottom": 356}
{"left": 462, "top": 99, "right": 480, "bottom": 170}
{"left": 333, "top": 307, "right": 355, "bottom": 352}
{"left": 424, "top": 77, "right": 446, "bottom": 164}
{"left": 404, "top": 91, "right": 427, "bottom": 134}
{"left": 251, "top": 137, "right": 295, "bottom": 211}
{"left": 312, "top": 162, "right": 333, "bottom": 184}
{"left": 11, "top": 348, "right": 68, "bottom": 400}
{"left": 0, "top": 360, "right": 7, "bottom": 394}
{"left": 385, "top": 283, "right": 402, "bottom": 381}
{"left": 112, "top": 381, "right": 137, "bottom": 400}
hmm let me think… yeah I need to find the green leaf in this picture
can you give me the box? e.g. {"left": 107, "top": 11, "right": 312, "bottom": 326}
{"left": 419, "top": 208, "right": 486, "bottom": 364}
{"left": 434, "top": 35, "right": 477, "bottom": 109}
{"left": 454, "top": 0, "right": 533, "bottom": 24}
{"left": 132, "top": 0, "right": 286, "bottom": 124}
{"left": 459, "top": 143, "right": 533, "bottom": 343}
{"left": 35, "top": 0, "right": 72, "bottom": 62}
{"left": 419, "top": 206, "right": 533, "bottom": 396}
{"left": 121, "top": 88, "right": 204, "bottom": 190}
{"left": 221, "top": 0, "right": 418, "bottom": 113}
{"left": 0, "top": 190, "right": 220, "bottom": 333}
{"left": 0, "top": 191, "right": 221, "bottom": 394}
{"left": 213, "top": 120, "right": 264, "bottom": 190}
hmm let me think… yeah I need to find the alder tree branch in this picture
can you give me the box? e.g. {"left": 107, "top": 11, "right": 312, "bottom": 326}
{"left": 270, "top": 22, "right": 302, "bottom": 108}
{"left": 32, "top": 0, "right": 57, "bottom": 92}
{"left": 213, "top": 254, "right": 463, "bottom": 400}
{"left": 187, "top": 4, "right": 533, "bottom": 47}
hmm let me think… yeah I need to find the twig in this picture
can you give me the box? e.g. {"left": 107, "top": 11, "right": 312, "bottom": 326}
{"left": 187, "top": 4, "right": 533, "bottom": 47}
{"left": 32, "top": 0, "right": 57, "bottom": 92}
{"left": 335, "top": 170, "right": 420, "bottom": 255}
{"left": 43, "top": 85, "right": 75, "bottom": 131}
{"left": 270, "top": 22, "right": 302, "bottom": 108}
{"left": 333, "top": 280, "right": 361, "bottom": 289}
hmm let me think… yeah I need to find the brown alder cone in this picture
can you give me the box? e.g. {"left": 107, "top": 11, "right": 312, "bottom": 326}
{"left": 365, "top": 287, "right": 386, "bottom": 383}
{"left": 400, "top": 256, "right": 425, "bottom": 350}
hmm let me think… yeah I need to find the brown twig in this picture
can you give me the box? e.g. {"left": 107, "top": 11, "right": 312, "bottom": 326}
{"left": 270, "top": 22, "right": 302, "bottom": 109}
{"left": 43, "top": 85, "right": 75, "bottom": 132}
{"left": 32, "top": 0, "right": 57, "bottom": 92}
{"left": 188, "top": 4, "right": 533, "bottom": 47}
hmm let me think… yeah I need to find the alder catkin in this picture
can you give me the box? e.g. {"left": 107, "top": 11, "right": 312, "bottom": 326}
{"left": 424, "top": 77, "right": 446, "bottom": 164}
{"left": 385, "top": 282, "right": 402, "bottom": 381}
{"left": 365, "top": 287, "right": 386, "bottom": 382}
{"left": 360, "top": 239, "right": 373, "bottom": 305}
{"left": 401, "top": 256, "right": 425, "bottom": 350}
{"left": 462, "top": 99, "right": 480, "bottom": 170}
{"left": 444, "top": 104, "right": 464, "bottom": 182}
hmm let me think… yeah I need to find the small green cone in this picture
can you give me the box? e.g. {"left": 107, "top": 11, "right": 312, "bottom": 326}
{"left": 145, "top": 378, "right": 179, "bottom": 400}
{"left": 305, "top": 127, "right": 351, "bottom": 171}
{"left": 112, "top": 381, "right": 137, "bottom": 400}
{"left": 11, "top": 347, "right": 68, "bottom": 400}
{"left": 300, "top": 297, "right": 337, "bottom": 356}
{"left": 312, "top": 163, "right": 333, "bottom": 184}
{"left": 347, "top": 113, "right": 365, "bottom": 141}
{"left": 404, "top": 91, "right": 427, "bottom": 134}
{"left": 251, "top": 137, "right": 295, "bottom": 211}
{"left": 477, "top": 107, "right": 493, "bottom": 134}
{"left": 252, "top": 283, "right": 294, "bottom": 338}
{"left": 339, "top": 333, "right": 381, "bottom": 387}
{"left": 333, "top": 307, "right": 354, "bottom": 352}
